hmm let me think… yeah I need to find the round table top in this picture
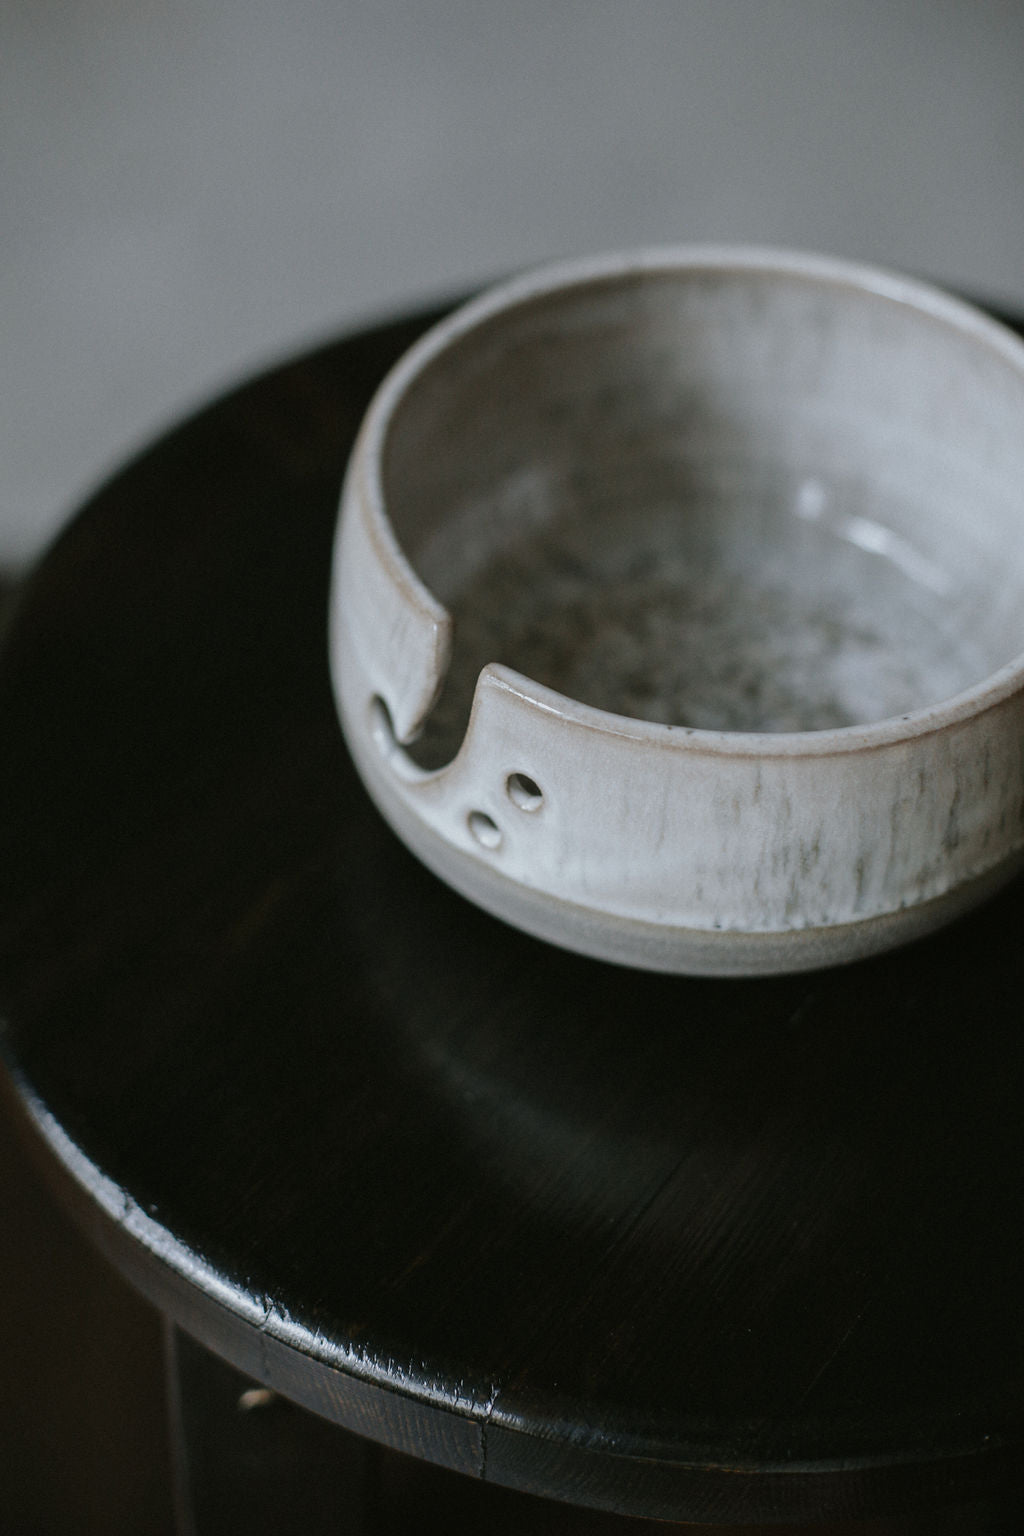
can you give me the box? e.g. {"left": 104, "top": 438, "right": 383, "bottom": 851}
{"left": 2, "top": 298, "right": 1024, "bottom": 1528}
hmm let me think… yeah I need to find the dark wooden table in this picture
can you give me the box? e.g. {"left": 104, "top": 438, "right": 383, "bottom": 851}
{"left": 2, "top": 300, "right": 1024, "bottom": 1533}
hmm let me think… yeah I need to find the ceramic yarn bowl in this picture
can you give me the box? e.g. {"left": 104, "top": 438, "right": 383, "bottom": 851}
{"left": 329, "top": 248, "right": 1024, "bottom": 976}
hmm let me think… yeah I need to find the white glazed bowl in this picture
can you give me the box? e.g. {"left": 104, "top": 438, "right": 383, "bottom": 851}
{"left": 329, "top": 248, "right": 1024, "bottom": 975}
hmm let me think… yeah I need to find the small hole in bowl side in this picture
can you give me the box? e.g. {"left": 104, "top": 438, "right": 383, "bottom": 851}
{"left": 507, "top": 772, "right": 543, "bottom": 811}
{"left": 468, "top": 810, "right": 502, "bottom": 850}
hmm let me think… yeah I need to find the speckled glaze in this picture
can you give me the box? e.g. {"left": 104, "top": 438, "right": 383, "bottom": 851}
{"left": 329, "top": 248, "right": 1024, "bottom": 975}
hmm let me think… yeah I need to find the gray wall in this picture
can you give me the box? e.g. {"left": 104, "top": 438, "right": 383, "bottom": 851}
{"left": 3, "top": 0, "right": 1024, "bottom": 565}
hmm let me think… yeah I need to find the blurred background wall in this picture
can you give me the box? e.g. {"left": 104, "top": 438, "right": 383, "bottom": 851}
{"left": 3, "top": 0, "right": 1024, "bottom": 570}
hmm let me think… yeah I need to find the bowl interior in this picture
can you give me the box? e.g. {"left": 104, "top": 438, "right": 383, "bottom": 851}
{"left": 381, "top": 267, "right": 1024, "bottom": 768}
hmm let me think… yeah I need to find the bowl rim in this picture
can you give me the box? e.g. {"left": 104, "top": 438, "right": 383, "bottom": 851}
{"left": 351, "top": 244, "right": 1024, "bottom": 761}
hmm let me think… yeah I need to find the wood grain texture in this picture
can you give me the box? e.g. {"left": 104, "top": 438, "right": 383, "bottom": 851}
{"left": 167, "top": 1327, "right": 1019, "bottom": 1536}
{"left": 169, "top": 1326, "right": 376, "bottom": 1535}
{"left": 1, "top": 302, "right": 1023, "bottom": 1525}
